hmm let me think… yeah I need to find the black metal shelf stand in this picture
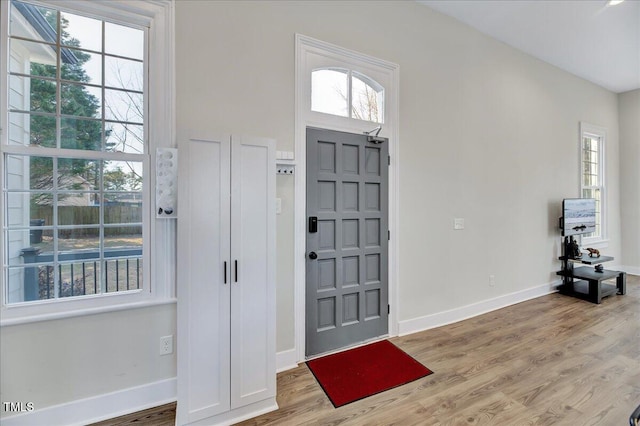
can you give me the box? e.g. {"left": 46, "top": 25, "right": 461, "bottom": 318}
{"left": 557, "top": 238, "right": 626, "bottom": 304}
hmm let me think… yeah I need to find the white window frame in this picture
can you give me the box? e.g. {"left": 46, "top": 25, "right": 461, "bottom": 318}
{"left": 0, "top": 0, "right": 175, "bottom": 325}
{"left": 579, "top": 122, "right": 607, "bottom": 246}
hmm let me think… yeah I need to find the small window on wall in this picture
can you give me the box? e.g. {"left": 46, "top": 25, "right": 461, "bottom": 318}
{"left": 580, "top": 122, "right": 606, "bottom": 243}
{"left": 311, "top": 68, "right": 384, "bottom": 123}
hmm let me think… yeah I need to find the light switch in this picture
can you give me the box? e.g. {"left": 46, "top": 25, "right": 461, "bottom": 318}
{"left": 454, "top": 218, "right": 465, "bottom": 230}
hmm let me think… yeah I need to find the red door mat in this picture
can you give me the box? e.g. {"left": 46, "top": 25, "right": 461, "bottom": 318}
{"left": 306, "top": 340, "right": 433, "bottom": 407}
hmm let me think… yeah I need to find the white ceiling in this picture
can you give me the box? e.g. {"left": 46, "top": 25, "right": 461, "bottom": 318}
{"left": 419, "top": 0, "right": 640, "bottom": 93}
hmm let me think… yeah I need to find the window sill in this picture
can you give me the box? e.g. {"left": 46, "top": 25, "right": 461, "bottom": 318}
{"left": 0, "top": 297, "right": 177, "bottom": 327}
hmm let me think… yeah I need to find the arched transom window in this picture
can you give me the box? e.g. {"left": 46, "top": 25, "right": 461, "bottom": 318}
{"left": 311, "top": 67, "right": 384, "bottom": 124}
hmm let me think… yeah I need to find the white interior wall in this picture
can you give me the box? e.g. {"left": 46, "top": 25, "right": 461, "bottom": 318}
{"left": 0, "top": 305, "right": 176, "bottom": 413}
{"left": 174, "top": 0, "right": 620, "bottom": 342}
{"left": 0, "top": 0, "right": 630, "bottom": 420}
{"left": 618, "top": 89, "right": 640, "bottom": 272}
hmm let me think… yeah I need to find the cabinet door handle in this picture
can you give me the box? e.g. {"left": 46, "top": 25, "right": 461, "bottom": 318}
{"left": 224, "top": 261, "right": 227, "bottom": 284}
{"left": 235, "top": 260, "right": 238, "bottom": 283}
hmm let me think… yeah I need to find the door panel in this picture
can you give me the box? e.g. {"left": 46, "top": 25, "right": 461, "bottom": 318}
{"left": 306, "top": 128, "right": 388, "bottom": 357}
{"left": 177, "top": 135, "right": 231, "bottom": 424}
{"left": 230, "top": 136, "right": 276, "bottom": 408}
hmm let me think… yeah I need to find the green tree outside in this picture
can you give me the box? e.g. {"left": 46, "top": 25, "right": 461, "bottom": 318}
{"left": 28, "top": 7, "right": 140, "bottom": 205}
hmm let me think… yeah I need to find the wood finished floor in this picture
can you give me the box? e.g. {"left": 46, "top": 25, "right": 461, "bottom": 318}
{"left": 93, "top": 275, "right": 639, "bottom": 425}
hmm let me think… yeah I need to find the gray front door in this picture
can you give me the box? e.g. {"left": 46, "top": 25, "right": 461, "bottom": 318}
{"left": 306, "top": 127, "right": 389, "bottom": 357}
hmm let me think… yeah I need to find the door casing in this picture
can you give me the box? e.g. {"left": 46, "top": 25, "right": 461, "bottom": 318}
{"left": 294, "top": 34, "right": 400, "bottom": 362}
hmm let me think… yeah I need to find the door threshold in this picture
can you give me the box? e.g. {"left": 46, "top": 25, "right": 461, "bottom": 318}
{"left": 305, "top": 334, "right": 390, "bottom": 361}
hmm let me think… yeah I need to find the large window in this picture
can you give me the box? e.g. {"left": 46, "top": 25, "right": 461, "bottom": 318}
{"left": 1, "top": 0, "right": 172, "bottom": 320}
{"left": 3, "top": 1, "right": 145, "bottom": 305}
{"left": 580, "top": 122, "right": 606, "bottom": 243}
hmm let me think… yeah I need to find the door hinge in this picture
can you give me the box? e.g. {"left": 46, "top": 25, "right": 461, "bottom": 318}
{"left": 388, "top": 155, "right": 391, "bottom": 166}
{"left": 388, "top": 230, "right": 390, "bottom": 241}
{"left": 388, "top": 304, "right": 390, "bottom": 314}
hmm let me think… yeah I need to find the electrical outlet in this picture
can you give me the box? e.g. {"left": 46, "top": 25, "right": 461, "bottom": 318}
{"left": 489, "top": 275, "right": 495, "bottom": 286}
{"left": 159, "top": 335, "right": 173, "bottom": 355}
{"left": 454, "top": 218, "right": 465, "bottom": 230}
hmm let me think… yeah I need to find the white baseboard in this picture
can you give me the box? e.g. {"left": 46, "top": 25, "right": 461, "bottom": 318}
{"left": 0, "top": 378, "right": 176, "bottom": 426}
{"left": 276, "top": 347, "right": 299, "bottom": 373}
{"left": 398, "top": 280, "right": 560, "bottom": 336}
{"left": 277, "top": 281, "right": 564, "bottom": 367}
{"left": 618, "top": 265, "right": 640, "bottom": 276}
{"left": 1, "top": 350, "right": 301, "bottom": 426}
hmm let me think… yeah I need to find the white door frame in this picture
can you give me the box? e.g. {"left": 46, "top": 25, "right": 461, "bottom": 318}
{"left": 294, "top": 34, "right": 400, "bottom": 361}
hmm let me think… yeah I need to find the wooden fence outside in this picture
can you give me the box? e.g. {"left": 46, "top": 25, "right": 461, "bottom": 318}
{"left": 32, "top": 205, "right": 142, "bottom": 237}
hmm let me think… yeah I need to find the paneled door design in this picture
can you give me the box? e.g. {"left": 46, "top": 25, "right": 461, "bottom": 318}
{"left": 176, "top": 134, "right": 277, "bottom": 425}
{"left": 306, "top": 128, "right": 389, "bottom": 357}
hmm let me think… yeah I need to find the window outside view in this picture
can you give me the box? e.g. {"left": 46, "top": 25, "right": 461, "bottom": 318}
{"left": 581, "top": 135, "right": 602, "bottom": 239}
{"left": 311, "top": 67, "right": 384, "bottom": 124}
{"left": 3, "top": 1, "right": 146, "bottom": 304}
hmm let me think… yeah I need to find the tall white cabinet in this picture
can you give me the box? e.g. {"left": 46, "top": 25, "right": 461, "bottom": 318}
{"left": 176, "top": 134, "right": 277, "bottom": 426}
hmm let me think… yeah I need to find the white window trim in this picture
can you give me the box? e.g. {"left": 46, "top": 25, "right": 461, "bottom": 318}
{"left": 0, "top": 0, "right": 175, "bottom": 326}
{"left": 579, "top": 121, "right": 607, "bottom": 247}
{"left": 294, "top": 34, "right": 400, "bottom": 362}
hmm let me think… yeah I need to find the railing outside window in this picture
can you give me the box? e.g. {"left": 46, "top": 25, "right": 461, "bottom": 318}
{"left": 21, "top": 247, "right": 142, "bottom": 301}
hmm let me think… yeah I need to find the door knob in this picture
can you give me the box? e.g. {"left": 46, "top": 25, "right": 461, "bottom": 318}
{"left": 309, "top": 251, "right": 318, "bottom": 260}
